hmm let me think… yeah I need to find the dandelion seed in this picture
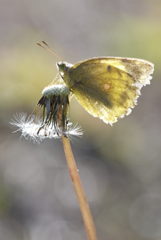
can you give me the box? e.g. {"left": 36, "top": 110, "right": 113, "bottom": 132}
{"left": 10, "top": 113, "right": 83, "bottom": 143}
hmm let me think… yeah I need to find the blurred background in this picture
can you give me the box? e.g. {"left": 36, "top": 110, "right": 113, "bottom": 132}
{"left": 0, "top": 0, "right": 161, "bottom": 239}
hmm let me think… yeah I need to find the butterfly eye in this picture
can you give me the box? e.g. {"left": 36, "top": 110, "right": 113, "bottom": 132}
{"left": 56, "top": 62, "right": 66, "bottom": 73}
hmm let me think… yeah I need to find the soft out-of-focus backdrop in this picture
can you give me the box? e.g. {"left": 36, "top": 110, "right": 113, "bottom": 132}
{"left": 0, "top": 0, "right": 161, "bottom": 239}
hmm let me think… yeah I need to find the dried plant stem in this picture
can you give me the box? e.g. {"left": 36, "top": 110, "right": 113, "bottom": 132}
{"left": 62, "top": 135, "right": 97, "bottom": 240}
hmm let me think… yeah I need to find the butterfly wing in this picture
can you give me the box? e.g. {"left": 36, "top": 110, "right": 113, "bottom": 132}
{"left": 66, "top": 57, "right": 154, "bottom": 124}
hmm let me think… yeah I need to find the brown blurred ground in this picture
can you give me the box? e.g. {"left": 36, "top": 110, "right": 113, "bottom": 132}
{"left": 0, "top": 0, "right": 161, "bottom": 239}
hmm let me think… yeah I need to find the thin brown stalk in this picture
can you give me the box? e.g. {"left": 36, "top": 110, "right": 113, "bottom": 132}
{"left": 61, "top": 135, "right": 97, "bottom": 240}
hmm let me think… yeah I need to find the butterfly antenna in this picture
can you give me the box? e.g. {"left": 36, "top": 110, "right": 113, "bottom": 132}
{"left": 37, "top": 41, "right": 63, "bottom": 62}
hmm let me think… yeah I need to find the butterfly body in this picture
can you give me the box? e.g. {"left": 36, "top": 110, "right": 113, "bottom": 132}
{"left": 57, "top": 57, "right": 154, "bottom": 124}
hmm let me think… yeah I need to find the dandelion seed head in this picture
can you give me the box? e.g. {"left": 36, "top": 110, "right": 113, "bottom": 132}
{"left": 10, "top": 84, "right": 83, "bottom": 143}
{"left": 42, "top": 85, "right": 70, "bottom": 98}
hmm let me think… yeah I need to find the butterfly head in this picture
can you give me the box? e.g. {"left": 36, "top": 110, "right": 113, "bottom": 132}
{"left": 56, "top": 61, "right": 73, "bottom": 77}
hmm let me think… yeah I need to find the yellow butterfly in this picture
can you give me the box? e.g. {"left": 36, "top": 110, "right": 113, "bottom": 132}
{"left": 56, "top": 57, "right": 154, "bottom": 124}
{"left": 38, "top": 42, "right": 154, "bottom": 125}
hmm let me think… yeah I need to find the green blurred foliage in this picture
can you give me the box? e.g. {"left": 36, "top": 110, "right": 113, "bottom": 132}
{"left": 0, "top": 38, "right": 58, "bottom": 110}
{"left": 113, "top": 19, "right": 161, "bottom": 71}
{"left": 0, "top": 183, "right": 12, "bottom": 216}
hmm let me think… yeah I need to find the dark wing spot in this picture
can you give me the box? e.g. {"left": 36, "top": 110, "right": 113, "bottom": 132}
{"left": 117, "top": 69, "right": 122, "bottom": 77}
{"left": 107, "top": 65, "right": 111, "bottom": 71}
{"left": 127, "top": 72, "right": 133, "bottom": 77}
{"left": 105, "top": 98, "right": 113, "bottom": 109}
{"left": 125, "top": 83, "right": 137, "bottom": 92}
{"left": 120, "top": 91, "right": 129, "bottom": 102}
{"left": 117, "top": 91, "right": 131, "bottom": 107}
{"left": 121, "top": 58, "right": 129, "bottom": 63}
